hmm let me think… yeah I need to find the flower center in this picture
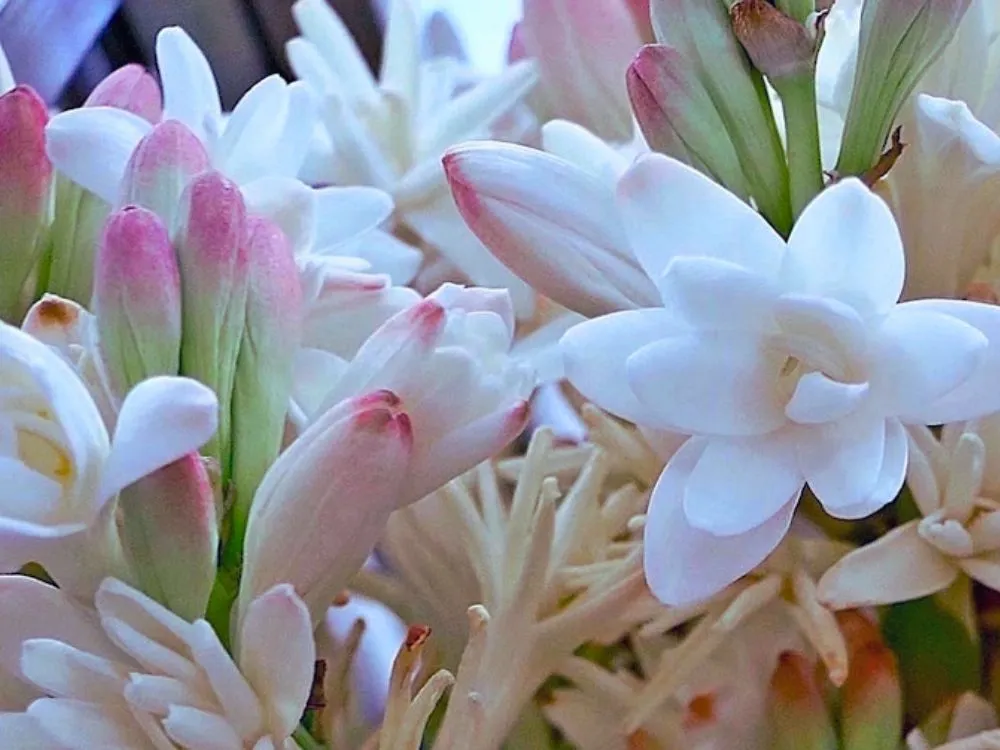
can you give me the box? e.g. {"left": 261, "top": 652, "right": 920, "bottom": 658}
{"left": 18, "top": 429, "right": 74, "bottom": 487}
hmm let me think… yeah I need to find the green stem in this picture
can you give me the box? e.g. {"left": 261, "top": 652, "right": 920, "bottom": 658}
{"left": 775, "top": 73, "right": 824, "bottom": 220}
{"left": 292, "top": 726, "right": 325, "bottom": 750}
{"left": 775, "top": 0, "right": 814, "bottom": 23}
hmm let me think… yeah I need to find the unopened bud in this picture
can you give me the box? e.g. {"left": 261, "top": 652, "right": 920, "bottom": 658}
{"left": 84, "top": 64, "right": 162, "bottom": 124}
{"left": 768, "top": 651, "right": 838, "bottom": 750}
{"left": 731, "top": 0, "right": 816, "bottom": 81}
{"left": 841, "top": 643, "right": 903, "bottom": 750}
{"left": 93, "top": 206, "right": 182, "bottom": 399}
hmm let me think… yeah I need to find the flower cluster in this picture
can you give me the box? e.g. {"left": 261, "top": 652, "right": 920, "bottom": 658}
{"left": 3, "top": 0, "right": 1000, "bottom": 747}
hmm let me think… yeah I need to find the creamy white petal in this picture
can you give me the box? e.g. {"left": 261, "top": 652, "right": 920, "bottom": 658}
{"left": 156, "top": 27, "right": 223, "bottom": 144}
{"left": 657, "top": 255, "right": 777, "bottom": 331}
{"left": 626, "top": 332, "right": 785, "bottom": 436}
{"left": 19, "top": 639, "right": 124, "bottom": 703}
{"left": 830, "top": 418, "right": 908, "bottom": 519}
{"left": 683, "top": 432, "right": 803, "bottom": 536}
{"left": 785, "top": 373, "right": 869, "bottom": 425}
{"left": 163, "top": 705, "right": 244, "bottom": 750}
{"left": 292, "top": 0, "right": 378, "bottom": 103}
{"left": 644, "top": 438, "right": 797, "bottom": 606}
{"left": 216, "top": 75, "right": 288, "bottom": 179}
{"left": 27, "top": 699, "right": 152, "bottom": 749}
{"left": 783, "top": 178, "right": 904, "bottom": 318}
{"left": 541, "top": 119, "right": 630, "bottom": 183}
{"left": 617, "top": 153, "right": 786, "bottom": 282}
{"left": 312, "top": 186, "right": 394, "bottom": 249}
{"left": 186, "top": 621, "right": 263, "bottom": 740}
{"left": 798, "top": 414, "right": 886, "bottom": 514}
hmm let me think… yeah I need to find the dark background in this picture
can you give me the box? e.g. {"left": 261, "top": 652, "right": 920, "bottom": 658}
{"left": 0, "top": 0, "right": 384, "bottom": 108}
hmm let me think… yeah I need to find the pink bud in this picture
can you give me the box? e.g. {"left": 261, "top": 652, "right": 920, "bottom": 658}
{"left": 118, "top": 453, "right": 218, "bottom": 621}
{"left": 94, "top": 206, "right": 182, "bottom": 398}
{"left": 84, "top": 64, "right": 163, "bottom": 123}
{"left": 121, "top": 120, "right": 210, "bottom": 232}
{"left": 228, "top": 216, "right": 304, "bottom": 562}
{"left": 176, "top": 171, "right": 249, "bottom": 478}
{"left": 767, "top": 651, "right": 838, "bottom": 750}
{"left": 731, "top": 0, "right": 816, "bottom": 81}
{"left": 238, "top": 390, "right": 413, "bottom": 626}
{"left": 0, "top": 86, "right": 51, "bottom": 318}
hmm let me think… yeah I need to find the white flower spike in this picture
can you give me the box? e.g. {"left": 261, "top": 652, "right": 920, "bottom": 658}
{"left": 562, "top": 153, "right": 1000, "bottom": 607}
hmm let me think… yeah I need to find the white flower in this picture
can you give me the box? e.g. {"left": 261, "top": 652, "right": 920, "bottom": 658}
{"left": 562, "top": 153, "right": 1000, "bottom": 606}
{"left": 0, "top": 321, "right": 217, "bottom": 597}
{"left": 288, "top": 0, "right": 539, "bottom": 316}
{"left": 0, "top": 576, "right": 313, "bottom": 750}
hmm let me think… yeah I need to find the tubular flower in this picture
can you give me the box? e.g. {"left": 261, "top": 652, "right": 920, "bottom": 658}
{"left": 562, "top": 153, "right": 1000, "bottom": 606}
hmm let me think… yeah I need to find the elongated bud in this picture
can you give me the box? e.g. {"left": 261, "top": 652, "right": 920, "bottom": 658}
{"left": 118, "top": 453, "right": 218, "bottom": 621}
{"left": 649, "top": 0, "right": 792, "bottom": 233}
{"left": 84, "top": 64, "right": 162, "bottom": 123}
{"left": 120, "top": 121, "right": 211, "bottom": 234}
{"left": 238, "top": 391, "right": 412, "bottom": 626}
{"left": 768, "top": 651, "right": 838, "bottom": 750}
{"left": 836, "top": 0, "right": 973, "bottom": 176}
{"left": 175, "top": 172, "right": 249, "bottom": 480}
{"left": 731, "top": 0, "right": 816, "bottom": 81}
{"left": 0, "top": 86, "right": 51, "bottom": 320}
{"left": 226, "top": 217, "right": 303, "bottom": 565}
{"left": 628, "top": 45, "right": 751, "bottom": 201}
{"left": 841, "top": 643, "right": 903, "bottom": 750}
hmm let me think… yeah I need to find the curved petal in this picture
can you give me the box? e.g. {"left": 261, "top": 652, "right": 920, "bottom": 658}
{"left": 155, "top": 27, "right": 222, "bottom": 143}
{"left": 241, "top": 177, "right": 316, "bottom": 255}
{"left": 45, "top": 107, "right": 151, "bottom": 203}
{"left": 817, "top": 521, "right": 957, "bottom": 609}
{"left": 784, "top": 178, "right": 904, "bottom": 318}
{"left": 238, "top": 585, "right": 314, "bottom": 738}
{"left": 785, "top": 373, "right": 869, "bottom": 425}
{"left": 337, "top": 230, "right": 422, "bottom": 286}
{"left": 626, "top": 331, "right": 785, "bottom": 436}
{"left": 561, "top": 309, "right": 684, "bottom": 425}
{"left": 656, "top": 255, "right": 777, "bottom": 331}
{"left": 216, "top": 75, "right": 288, "bottom": 180}
{"left": 617, "top": 153, "right": 786, "bottom": 281}
{"left": 799, "top": 414, "right": 886, "bottom": 514}
{"left": 29, "top": 699, "right": 153, "bottom": 748}
{"left": 892, "top": 299, "right": 1000, "bottom": 424}
{"left": 830, "top": 417, "right": 908, "bottom": 519}
{"left": 644, "top": 438, "right": 797, "bottom": 606}
{"left": 683, "top": 432, "right": 804, "bottom": 536}
{"left": 99, "top": 377, "right": 218, "bottom": 500}
{"left": 313, "top": 186, "right": 394, "bottom": 249}
{"left": 0, "top": 712, "right": 64, "bottom": 747}
{"left": 868, "top": 305, "right": 987, "bottom": 418}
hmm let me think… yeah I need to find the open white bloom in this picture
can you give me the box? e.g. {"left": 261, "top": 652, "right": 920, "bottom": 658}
{"left": 563, "top": 153, "right": 1000, "bottom": 606}
{"left": 0, "top": 576, "right": 313, "bottom": 750}
{"left": 0, "top": 322, "right": 217, "bottom": 597}
{"left": 288, "top": 0, "right": 538, "bottom": 316}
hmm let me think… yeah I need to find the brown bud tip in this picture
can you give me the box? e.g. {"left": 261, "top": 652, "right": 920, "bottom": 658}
{"left": 405, "top": 624, "right": 432, "bottom": 650}
{"left": 731, "top": 0, "right": 815, "bottom": 80}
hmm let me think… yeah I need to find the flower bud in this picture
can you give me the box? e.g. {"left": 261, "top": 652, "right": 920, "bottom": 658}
{"left": 648, "top": 0, "right": 792, "bottom": 232}
{"left": 238, "top": 390, "right": 412, "bottom": 626}
{"left": 84, "top": 64, "right": 162, "bottom": 124}
{"left": 93, "top": 206, "right": 182, "bottom": 399}
{"left": 120, "top": 121, "right": 211, "bottom": 234}
{"left": 840, "top": 643, "right": 903, "bottom": 750}
{"left": 836, "top": 0, "right": 973, "bottom": 176}
{"left": 767, "top": 651, "right": 838, "bottom": 750}
{"left": 0, "top": 86, "right": 51, "bottom": 320}
{"left": 731, "top": 0, "right": 816, "bottom": 82}
{"left": 227, "top": 217, "right": 304, "bottom": 563}
{"left": 628, "top": 44, "right": 752, "bottom": 202}
{"left": 175, "top": 171, "right": 249, "bottom": 479}
{"left": 118, "top": 453, "right": 218, "bottom": 621}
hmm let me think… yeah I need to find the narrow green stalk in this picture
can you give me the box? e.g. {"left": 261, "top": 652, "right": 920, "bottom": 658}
{"left": 293, "top": 726, "right": 326, "bottom": 750}
{"left": 775, "top": 73, "right": 824, "bottom": 220}
{"left": 775, "top": 0, "right": 814, "bottom": 23}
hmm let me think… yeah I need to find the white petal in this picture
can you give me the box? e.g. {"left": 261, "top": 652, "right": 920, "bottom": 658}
{"left": 785, "top": 372, "right": 870, "bottom": 424}
{"left": 626, "top": 332, "right": 785, "bottom": 436}
{"left": 45, "top": 107, "right": 151, "bottom": 203}
{"left": 20, "top": 639, "right": 124, "bottom": 702}
{"left": 156, "top": 27, "right": 222, "bottom": 144}
{"left": 0, "top": 44, "right": 14, "bottom": 94}
{"left": 0, "top": 459, "right": 62, "bottom": 521}
{"left": 799, "top": 414, "right": 886, "bottom": 514}
{"left": 27, "top": 699, "right": 153, "bottom": 749}
{"left": 561, "top": 309, "right": 683, "bottom": 425}
{"left": 100, "top": 377, "right": 217, "bottom": 500}
{"left": 292, "top": 0, "right": 378, "bottom": 103}
{"left": 313, "top": 186, "right": 394, "bottom": 249}
{"left": 0, "top": 712, "right": 64, "bottom": 748}
{"left": 617, "top": 153, "right": 786, "bottom": 282}
{"left": 217, "top": 75, "right": 287, "bottom": 181}
{"left": 644, "top": 439, "right": 797, "bottom": 606}
{"left": 774, "top": 294, "right": 869, "bottom": 376}
{"left": 238, "top": 585, "right": 314, "bottom": 738}
{"left": 832, "top": 417, "right": 908, "bottom": 520}
{"left": 783, "top": 178, "right": 904, "bottom": 317}
{"left": 683, "top": 433, "right": 804, "bottom": 536}
{"left": 891, "top": 299, "right": 1000, "bottom": 424}
{"left": 379, "top": 0, "right": 421, "bottom": 108}
{"left": 541, "top": 119, "right": 630, "bottom": 183}
{"left": 163, "top": 706, "right": 243, "bottom": 750}
{"left": 338, "top": 230, "right": 422, "bottom": 285}
{"left": 657, "top": 255, "right": 777, "bottom": 330}
{"left": 320, "top": 92, "right": 396, "bottom": 191}
{"left": 241, "top": 177, "right": 316, "bottom": 256}
{"left": 817, "top": 520, "right": 958, "bottom": 609}
{"left": 868, "top": 304, "right": 987, "bottom": 419}
{"left": 187, "top": 621, "right": 263, "bottom": 740}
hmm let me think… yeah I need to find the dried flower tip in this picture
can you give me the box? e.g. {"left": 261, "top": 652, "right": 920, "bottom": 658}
{"left": 731, "top": 0, "right": 817, "bottom": 81}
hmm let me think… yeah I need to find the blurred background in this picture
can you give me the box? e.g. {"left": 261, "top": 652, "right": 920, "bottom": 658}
{"left": 1, "top": 0, "right": 524, "bottom": 108}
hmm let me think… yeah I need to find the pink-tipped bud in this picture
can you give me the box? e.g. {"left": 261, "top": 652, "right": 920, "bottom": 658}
{"left": 625, "top": 0, "right": 653, "bottom": 41}
{"left": 627, "top": 45, "right": 751, "bottom": 202}
{"left": 731, "top": 0, "right": 816, "bottom": 81}
{"left": 768, "top": 651, "right": 838, "bottom": 750}
{"left": 0, "top": 86, "right": 51, "bottom": 319}
{"left": 84, "top": 64, "right": 162, "bottom": 123}
{"left": 176, "top": 171, "right": 249, "bottom": 479}
{"left": 238, "top": 391, "right": 413, "bottom": 626}
{"left": 121, "top": 121, "right": 210, "bottom": 234}
{"left": 841, "top": 643, "right": 903, "bottom": 750}
{"left": 94, "top": 206, "right": 182, "bottom": 398}
{"left": 118, "top": 453, "right": 218, "bottom": 621}
{"left": 227, "top": 217, "right": 304, "bottom": 564}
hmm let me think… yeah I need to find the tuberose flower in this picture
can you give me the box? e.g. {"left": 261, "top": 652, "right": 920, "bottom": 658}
{"left": 562, "top": 153, "right": 1000, "bottom": 606}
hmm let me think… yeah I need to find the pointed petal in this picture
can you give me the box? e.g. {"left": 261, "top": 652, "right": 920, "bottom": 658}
{"left": 45, "top": 107, "right": 150, "bottom": 203}
{"left": 313, "top": 186, "right": 394, "bottom": 249}
{"left": 162, "top": 705, "right": 244, "bottom": 750}
{"left": 156, "top": 27, "right": 222, "bottom": 143}
{"left": 799, "top": 414, "right": 886, "bottom": 515}
{"left": 644, "top": 438, "right": 797, "bottom": 606}
{"left": 99, "top": 377, "right": 218, "bottom": 499}
{"left": 241, "top": 177, "right": 316, "bottom": 256}
{"left": 380, "top": 0, "right": 421, "bottom": 107}
{"left": 818, "top": 521, "right": 958, "bottom": 608}
{"left": 28, "top": 699, "right": 154, "bottom": 749}
{"left": 292, "top": 0, "right": 378, "bottom": 103}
